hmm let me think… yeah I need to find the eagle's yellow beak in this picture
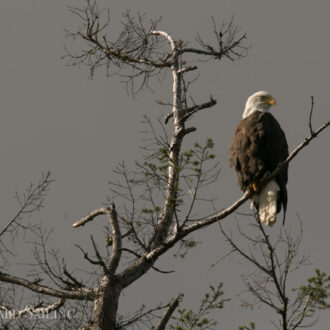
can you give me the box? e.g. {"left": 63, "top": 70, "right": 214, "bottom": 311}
{"left": 267, "top": 97, "right": 276, "bottom": 106}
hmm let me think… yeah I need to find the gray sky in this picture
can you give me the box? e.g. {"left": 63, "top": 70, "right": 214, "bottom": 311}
{"left": 1, "top": 0, "right": 329, "bottom": 329}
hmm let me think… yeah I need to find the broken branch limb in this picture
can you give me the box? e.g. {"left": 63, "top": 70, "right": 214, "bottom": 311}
{"left": 155, "top": 294, "right": 182, "bottom": 330}
{"left": 181, "top": 96, "right": 217, "bottom": 122}
{"left": 178, "top": 65, "right": 198, "bottom": 75}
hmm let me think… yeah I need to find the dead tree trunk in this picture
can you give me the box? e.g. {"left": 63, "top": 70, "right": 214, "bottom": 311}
{"left": 90, "top": 276, "right": 122, "bottom": 330}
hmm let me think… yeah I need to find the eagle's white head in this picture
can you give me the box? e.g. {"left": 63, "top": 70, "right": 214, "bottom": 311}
{"left": 242, "top": 91, "right": 276, "bottom": 119}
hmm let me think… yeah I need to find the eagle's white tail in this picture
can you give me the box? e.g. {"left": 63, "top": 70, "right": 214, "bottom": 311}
{"left": 252, "top": 180, "right": 279, "bottom": 226}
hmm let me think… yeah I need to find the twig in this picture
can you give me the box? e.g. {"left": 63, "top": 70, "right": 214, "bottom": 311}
{"left": 75, "top": 243, "right": 107, "bottom": 270}
{"left": 308, "top": 96, "right": 315, "bottom": 135}
{"left": 0, "top": 172, "right": 52, "bottom": 237}
{"left": 165, "top": 96, "right": 217, "bottom": 124}
{"left": 0, "top": 271, "right": 94, "bottom": 300}
{"left": 90, "top": 236, "right": 107, "bottom": 272}
{"left": 121, "top": 248, "right": 174, "bottom": 274}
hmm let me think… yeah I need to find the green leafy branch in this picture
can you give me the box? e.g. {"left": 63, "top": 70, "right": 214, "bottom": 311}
{"left": 169, "top": 283, "right": 229, "bottom": 330}
{"left": 298, "top": 268, "right": 330, "bottom": 310}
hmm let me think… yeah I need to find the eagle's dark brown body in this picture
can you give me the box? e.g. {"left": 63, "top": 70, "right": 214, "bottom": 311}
{"left": 230, "top": 111, "right": 289, "bottom": 215}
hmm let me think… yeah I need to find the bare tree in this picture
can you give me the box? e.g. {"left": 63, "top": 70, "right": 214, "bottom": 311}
{"left": 219, "top": 212, "right": 330, "bottom": 330}
{"left": 0, "top": 172, "right": 53, "bottom": 267}
{"left": 0, "top": 1, "right": 329, "bottom": 329}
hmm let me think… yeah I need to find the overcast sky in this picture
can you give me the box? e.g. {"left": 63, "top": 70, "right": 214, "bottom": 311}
{"left": 1, "top": 0, "right": 329, "bottom": 329}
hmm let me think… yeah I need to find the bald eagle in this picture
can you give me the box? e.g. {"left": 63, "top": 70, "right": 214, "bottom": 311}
{"left": 229, "top": 91, "right": 289, "bottom": 225}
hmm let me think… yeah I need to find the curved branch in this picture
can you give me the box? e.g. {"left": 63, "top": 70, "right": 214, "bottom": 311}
{"left": 0, "top": 271, "right": 95, "bottom": 300}
{"left": 72, "top": 208, "right": 109, "bottom": 228}
{"left": 151, "top": 30, "right": 176, "bottom": 52}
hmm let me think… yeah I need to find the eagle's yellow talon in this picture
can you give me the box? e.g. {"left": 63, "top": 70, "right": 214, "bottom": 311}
{"left": 251, "top": 183, "right": 258, "bottom": 192}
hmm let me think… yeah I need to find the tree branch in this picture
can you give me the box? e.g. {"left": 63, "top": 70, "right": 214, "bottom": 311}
{"left": 0, "top": 172, "right": 53, "bottom": 237}
{"left": 106, "top": 229, "right": 133, "bottom": 246}
{"left": 181, "top": 16, "right": 249, "bottom": 61}
{"left": 75, "top": 243, "right": 107, "bottom": 271}
{"left": 218, "top": 222, "right": 271, "bottom": 275}
{"left": 165, "top": 96, "right": 217, "bottom": 124}
{"left": 0, "top": 271, "right": 94, "bottom": 300}
{"left": 107, "top": 203, "right": 122, "bottom": 274}
{"left": 121, "top": 248, "right": 174, "bottom": 274}
{"left": 0, "top": 298, "right": 65, "bottom": 319}
{"left": 308, "top": 96, "right": 315, "bottom": 135}
{"left": 72, "top": 207, "right": 109, "bottom": 228}
{"left": 178, "top": 65, "right": 198, "bottom": 75}
{"left": 148, "top": 29, "right": 183, "bottom": 250}
{"left": 155, "top": 294, "right": 182, "bottom": 330}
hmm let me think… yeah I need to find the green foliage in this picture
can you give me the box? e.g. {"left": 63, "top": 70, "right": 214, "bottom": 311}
{"left": 173, "top": 238, "right": 199, "bottom": 258}
{"left": 238, "top": 322, "right": 256, "bottom": 330}
{"left": 181, "top": 138, "right": 215, "bottom": 171}
{"left": 205, "top": 138, "right": 214, "bottom": 149}
{"left": 298, "top": 268, "right": 330, "bottom": 309}
{"left": 140, "top": 137, "right": 218, "bottom": 220}
{"left": 112, "top": 119, "right": 220, "bottom": 260}
{"left": 142, "top": 207, "right": 161, "bottom": 214}
{"left": 169, "top": 283, "right": 229, "bottom": 330}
